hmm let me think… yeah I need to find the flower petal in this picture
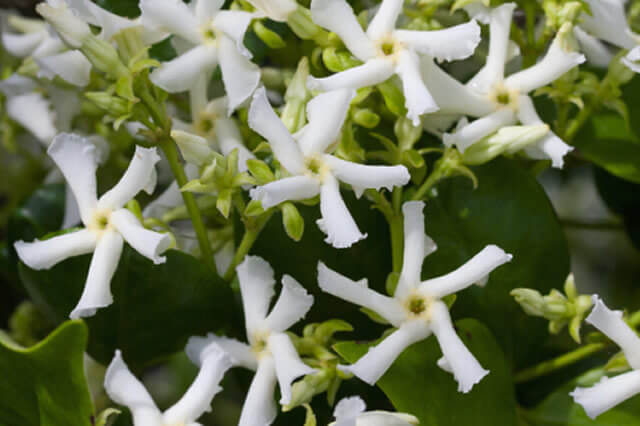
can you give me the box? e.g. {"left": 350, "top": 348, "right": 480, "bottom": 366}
{"left": 580, "top": 0, "right": 638, "bottom": 50}
{"left": 248, "top": 87, "right": 306, "bottom": 175}
{"left": 394, "top": 20, "right": 481, "bottom": 62}
{"left": 339, "top": 320, "right": 431, "bottom": 385}
{"left": 214, "top": 117, "right": 255, "bottom": 172}
{"left": 317, "top": 173, "right": 367, "bottom": 248}
{"left": 419, "top": 245, "right": 512, "bottom": 299}
{"left": 250, "top": 176, "right": 321, "bottom": 209}
{"left": 333, "top": 396, "right": 366, "bottom": 421}
{"left": 317, "top": 262, "right": 406, "bottom": 326}
{"left": 366, "top": 0, "right": 403, "bottom": 40}
{"left": 110, "top": 208, "right": 171, "bottom": 264}
{"left": 623, "top": 46, "right": 640, "bottom": 74}
{"left": 573, "top": 26, "right": 614, "bottom": 68}
{"left": 14, "top": 229, "right": 97, "bottom": 270}
{"left": 1, "top": 31, "right": 45, "bottom": 57}
{"left": 238, "top": 356, "right": 278, "bottom": 426}
{"left": 63, "top": 183, "right": 82, "bottom": 228}
{"left": 0, "top": 73, "right": 37, "bottom": 97}
{"left": 140, "top": 0, "right": 200, "bottom": 43}
{"left": 150, "top": 45, "right": 218, "bottom": 93}
{"left": 142, "top": 181, "right": 183, "bottom": 218}
{"left": 47, "top": 133, "right": 99, "bottom": 223}
{"left": 70, "top": 230, "right": 124, "bottom": 319}
{"left": 586, "top": 296, "right": 640, "bottom": 369}
{"left": 212, "top": 10, "right": 254, "bottom": 58}
{"left": 237, "top": 255, "right": 276, "bottom": 337}
{"left": 395, "top": 49, "right": 439, "bottom": 125}
{"left": 357, "top": 412, "right": 420, "bottom": 426}
{"left": 187, "top": 334, "right": 258, "bottom": 371}
{"left": 268, "top": 332, "right": 315, "bottom": 404}
{"left": 247, "top": 0, "right": 297, "bottom": 22}
{"left": 98, "top": 146, "right": 160, "bottom": 210}
{"left": 429, "top": 301, "right": 489, "bottom": 393}
{"left": 307, "top": 59, "right": 395, "bottom": 92}
{"left": 323, "top": 154, "right": 410, "bottom": 198}
{"left": 265, "top": 275, "right": 314, "bottom": 332}
{"left": 443, "top": 109, "right": 516, "bottom": 152}
{"left": 310, "top": 0, "right": 376, "bottom": 61}
{"left": 571, "top": 370, "right": 640, "bottom": 419}
{"left": 299, "top": 89, "right": 354, "bottom": 155}
{"left": 6, "top": 92, "right": 57, "bottom": 144}
{"left": 36, "top": 50, "right": 92, "bottom": 87}
{"left": 218, "top": 34, "right": 261, "bottom": 113}
{"left": 194, "top": 0, "right": 224, "bottom": 25}
{"left": 104, "top": 350, "right": 163, "bottom": 425}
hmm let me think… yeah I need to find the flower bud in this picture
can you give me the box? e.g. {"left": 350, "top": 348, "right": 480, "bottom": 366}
{"left": 253, "top": 21, "right": 286, "bottom": 49}
{"left": 85, "top": 92, "right": 130, "bottom": 117}
{"left": 284, "top": 368, "right": 334, "bottom": 410}
{"left": 281, "top": 58, "right": 311, "bottom": 132}
{"left": 171, "top": 130, "right": 214, "bottom": 167}
{"left": 511, "top": 288, "right": 546, "bottom": 317}
{"left": 287, "top": 6, "right": 328, "bottom": 43}
{"left": 36, "top": 0, "right": 90, "bottom": 48}
{"left": 81, "top": 35, "right": 130, "bottom": 80}
{"left": 395, "top": 116, "right": 422, "bottom": 150}
{"left": 281, "top": 202, "right": 304, "bottom": 241}
{"left": 462, "top": 124, "right": 549, "bottom": 165}
{"left": 352, "top": 108, "right": 380, "bottom": 128}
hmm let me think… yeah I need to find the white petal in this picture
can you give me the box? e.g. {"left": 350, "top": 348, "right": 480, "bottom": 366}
{"left": 265, "top": 275, "right": 314, "bottom": 332}
{"left": 1, "top": 31, "right": 45, "bottom": 57}
{"left": 573, "top": 27, "right": 614, "bottom": 68}
{"left": 163, "top": 346, "right": 232, "bottom": 424}
{"left": 268, "top": 332, "right": 315, "bottom": 404}
{"left": 317, "top": 262, "right": 406, "bottom": 326}
{"left": 250, "top": 176, "right": 321, "bottom": 209}
{"left": 356, "top": 412, "right": 419, "bottom": 426}
{"left": 98, "top": 146, "right": 160, "bottom": 210}
{"left": 237, "top": 256, "right": 276, "bottom": 337}
{"left": 247, "top": 0, "right": 297, "bottom": 21}
{"left": 504, "top": 36, "right": 585, "bottom": 94}
{"left": 248, "top": 87, "right": 305, "bottom": 175}
{"left": 419, "top": 245, "right": 512, "bottom": 299}
{"left": 110, "top": 208, "right": 171, "bottom": 264}
{"left": 307, "top": 59, "right": 395, "bottom": 92}
{"left": 443, "top": 109, "right": 515, "bottom": 152}
{"left": 394, "top": 20, "right": 481, "bottom": 62}
{"left": 429, "top": 301, "right": 488, "bottom": 393}
{"left": 6, "top": 92, "right": 57, "bottom": 144}
{"left": 580, "top": 0, "right": 638, "bottom": 49}
{"left": 140, "top": 0, "right": 200, "bottom": 43}
{"left": 142, "top": 181, "right": 183, "bottom": 218}
{"left": 622, "top": 46, "right": 640, "bottom": 73}
{"left": 150, "top": 45, "right": 218, "bottom": 93}
{"left": 366, "top": 0, "right": 403, "bottom": 40}
{"left": 36, "top": 50, "right": 91, "bottom": 87}
{"left": 323, "top": 155, "right": 410, "bottom": 198}
{"left": 218, "top": 34, "right": 261, "bottom": 113}
{"left": 317, "top": 173, "right": 367, "bottom": 248}
{"left": 0, "top": 74, "right": 37, "bottom": 97}
{"left": 104, "top": 350, "right": 163, "bottom": 426}
{"left": 586, "top": 296, "right": 640, "bottom": 369}
{"left": 46, "top": 86, "right": 81, "bottom": 133}
{"left": 31, "top": 35, "right": 65, "bottom": 59}
{"left": 187, "top": 334, "right": 258, "bottom": 371}
{"left": 299, "top": 89, "right": 354, "bottom": 156}
{"left": 14, "top": 229, "right": 97, "bottom": 270}
{"left": 70, "top": 230, "right": 124, "bottom": 319}
{"left": 214, "top": 118, "right": 255, "bottom": 171}
{"left": 339, "top": 320, "right": 431, "bottom": 385}
{"left": 333, "top": 396, "right": 366, "bottom": 421}
{"left": 194, "top": 0, "right": 224, "bottom": 25}
{"left": 212, "top": 10, "right": 254, "bottom": 58}
{"left": 395, "top": 49, "right": 438, "bottom": 125}
{"left": 571, "top": 370, "right": 640, "bottom": 419}
{"left": 238, "top": 356, "right": 278, "bottom": 426}
{"left": 47, "top": 133, "right": 99, "bottom": 223}
{"left": 63, "top": 182, "right": 82, "bottom": 228}
{"left": 310, "top": 0, "right": 376, "bottom": 61}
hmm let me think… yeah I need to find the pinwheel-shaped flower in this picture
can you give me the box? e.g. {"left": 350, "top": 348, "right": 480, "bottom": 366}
{"left": 187, "top": 256, "right": 315, "bottom": 426}
{"left": 571, "top": 296, "right": 640, "bottom": 418}
{"left": 105, "top": 345, "right": 231, "bottom": 425}
{"left": 140, "top": 0, "right": 260, "bottom": 112}
{"left": 318, "top": 201, "right": 512, "bottom": 392}
{"left": 330, "top": 396, "right": 418, "bottom": 426}
{"left": 248, "top": 87, "right": 410, "bottom": 248}
{"left": 14, "top": 133, "right": 171, "bottom": 319}
{"left": 422, "top": 3, "right": 584, "bottom": 168}
{"left": 308, "top": 0, "right": 481, "bottom": 124}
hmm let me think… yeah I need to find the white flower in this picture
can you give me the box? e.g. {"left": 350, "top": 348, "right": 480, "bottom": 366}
{"left": 571, "top": 296, "right": 640, "bottom": 419}
{"left": 36, "top": 0, "right": 92, "bottom": 48}
{"left": 14, "top": 133, "right": 171, "bottom": 319}
{"left": 622, "top": 46, "right": 640, "bottom": 74}
{"left": 140, "top": 0, "right": 260, "bottom": 113}
{"left": 186, "top": 256, "right": 315, "bottom": 426}
{"left": 422, "top": 4, "right": 583, "bottom": 168}
{"left": 248, "top": 87, "right": 410, "bottom": 248}
{"left": 308, "top": 0, "right": 481, "bottom": 124}
{"left": 318, "top": 201, "right": 512, "bottom": 392}
{"left": 104, "top": 345, "right": 231, "bottom": 426}
{"left": 329, "top": 396, "right": 419, "bottom": 426}
{"left": 247, "top": 0, "right": 298, "bottom": 22}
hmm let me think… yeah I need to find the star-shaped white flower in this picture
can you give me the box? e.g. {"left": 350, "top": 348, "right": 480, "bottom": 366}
{"left": 308, "top": 0, "right": 481, "bottom": 124}
{"left": 248, "top": 87, "right": 410, "bottom": 248}
{"left": 140, "top": 0, "right": 260, "bottom": 113}
{"left": 14, "top": 133, "right": 171, "bottom": 319}
{"left": 329, "top": 396, "right": 418, "bottom": 426}
{"left": 571, "top": 296, "right": 640, "bottom": 419}
{"left": 104, "top": 345, "right": 231, "bottom": 426}
{"left": 422, "top": 3, "right": 584, "bottom": 168}
{"left": 318, "top": 201, "right": 512, "bottom": 392}
{"left": 186, "top": 256, "right": 316, "bottom": 426}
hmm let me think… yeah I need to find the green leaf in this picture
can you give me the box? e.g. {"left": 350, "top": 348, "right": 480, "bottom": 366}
{"left": 7, "top": 183, "right": 64, "bottom": 246}
{"left": 0, "top": 320, "right": 93, "bottom": 426}
{"left": 334, "top": 319, "right": 518, "bottom": 426}
{"left": 19, "top": 248, "right": 238, "bottom": 368}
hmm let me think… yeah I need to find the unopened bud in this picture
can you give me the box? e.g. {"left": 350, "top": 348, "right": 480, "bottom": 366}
{"left": 36, "top": 0, "right": 90, "bottom": 48}
{"left": 284, "top": 368, "right": 334, "bottom": 410}
{"left": 85, "top": 92, "right": 130, "bottom": 117}
{"left": 171, "top": 130, "right": 214, "bottom": 167}
{"left": 281, "top": 202, "right": 304, "bottom": 241}
{"left": 511, "top": 288, "right": 546, "bottom": 316}
{"left": 463, "top": 124, "right": 549, "bottom": 165}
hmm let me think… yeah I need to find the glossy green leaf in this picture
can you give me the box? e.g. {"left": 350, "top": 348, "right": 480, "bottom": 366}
{"left": 334, "top": 319, "right": 518, "bottom": 426}
{"left": 0, "top": 320, "right": 93, "bottom": 426}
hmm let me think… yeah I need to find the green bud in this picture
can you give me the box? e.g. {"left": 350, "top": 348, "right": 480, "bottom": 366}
{"left": 247, "top": 159, "right": 275, "bottom": 184}
{"left": 181, "top": 179, "right": 217, "bottom": 194}
{"left": 352, "top": 108, "right": 380, "bottom": 128}
{"left": 609, "top": 51, "right": 636, "bottom": 87}
{"left": 564, "top": 273, "right": 578, "bottom": 300}
{"left": 282, "top": 58, "right": 311, "bottom": 132}
{"left": 462, "top": 124, "right": 549, "bottom": 165}
{"left": 378, "top": 78, "right": 407, "bottom": 116}
{"left": 395, "top": 116, "right": 422, "bottom": 150}
{"left": 112, "top": 27, "right": 147, "bottom": 64}
{"left": 511, "top": 288, "right": 546, "bottom": 317}
{"left": 253, "top": 20, "right": 286, "bottom": 48}
{"left": 281, "top": 202, "right": 304, "bottom": 241}
{"left": 171, "top": 130, "right": 214, "bottom": 166}
{"left": 285, "top": 368, "right": 334, "bottom": 410}
{"left": 85, "top": 92, "right": 130, "bottom": 117}
{"left": 314, "top": 319, "right": 353, "bottom": 345}
{"left": 81, "top": 34, "right": 130, "bottom": 80}
{"left": 287, "top": 6, "right": 329, "bottom": 44}
{"left": 216, "top": 188, "right": 232, "bottom": 218}
{"left": 322, "top": 47, "right": 362, "bottom": 73}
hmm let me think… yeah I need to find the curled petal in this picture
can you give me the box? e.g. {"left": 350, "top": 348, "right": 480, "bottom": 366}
{"left": 333, "top": 396, "right": 366, "bottom": 422}
{"left": 429, "top": 301, "right": 489, "bottom": 393}
{"left": 307, "top": 59, "right": 395, "bottom": 92}
{"left": 310, "top": 0, "right": 376, "bottom": 61}
{"left": 420, "top": 245, "right": 512, "bottom": 299}
{"left": 218, "top": 35, "right": 260, "bottom": 113}
{"left": 339, "top": 320, "right": 431, "bottom": 385}
{"left": 2, "top": 31, "right": 45, "bottom": 57}
{"left": 36, "top": 50, "right": 92, "bottom": 87}
{"left": 366, "top": 0, "right": 403, "bottom": 40}
{"left": 14, "top": 229, "right": 97, "bottom": 270}
{"left": 573, "top": 27, "right": 614, "bottom": 68}
{"left": 70, "top": 230, "right": 124, "bottom": 319}
{"left": 250, "top": 176, "right": 321, "bottom": 210}
{"left": 443, "top": 109, "right": 516, "bottom": 152}
{"left": 395, "top": 49, "right": 439, "bottom": 125}
{"left": 317, "top": 262, "right": 406, "bottom": 327}
{"left": 104, "top": 350, "right": 163, "bottom": 425}
{"left": 323, "top": 155, "right": 410, "bottom": 198}
{"left": 237, "top": 256, "right": 276, "bottom": 337}
{"left": 150, "top": 45, "right": 218, "bottom": 93}
{"left": 299, "top": 89, "right": 354, "bottom": 156}
{"left": 238, "top": 357, "right": 278, "bottom": 426}
{"left": 265, "top": 275, "right": 314, "bottom": 332}
{"left": 394, "top": 20, "right": 481, "bottom": 62}
{"left": 110, "top": 209, "right": 171, "bottom": 264}
{"left": 98, "top": 146, "right": 160, "bottom": 210}
{"left": 580, "top": 0, "right": 638, "bottom": 50}
{"left": 140, "top": 0, "right": 200, "bottom": 43}
{"left": 317, "top": 174, "right": 367, "bottom": 248}
{"left": 6, "top": 92, "right": 57, "bottom": 144}
{"left": 571, "top": 370, "right": 640, "bottom": 419}
{"left": 268, "top": 332, "right": 316, "bottom": 404}
{"left": 187, "top": 334, "right": 258, "bottom": 371}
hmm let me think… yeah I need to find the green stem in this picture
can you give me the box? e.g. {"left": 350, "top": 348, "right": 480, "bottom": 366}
{"left": 561, "top": 218, "right": 624, "bottom": 231}
{"left": 389, "top": 214, "right": 404, "bottom": 273}
{"left": 411, "top": 167, "right": 445, "bottom": 201}
{"left": 223, "top": 211, "right": 274, "bottom": 281}
{"left": 160, "top": 138, "right": 216, "bottom": 273}
{"left": 564, "top": 72, "right": 615, "bottom": 142}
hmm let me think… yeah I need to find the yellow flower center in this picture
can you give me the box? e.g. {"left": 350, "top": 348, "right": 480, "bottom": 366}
{"left": 87, "top": 209, "right": 112, "bottom": 235}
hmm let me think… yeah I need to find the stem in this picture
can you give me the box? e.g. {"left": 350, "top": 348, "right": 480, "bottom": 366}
{"left": 411, "top": 167, "right": 445, "bottom": 201}
{"left": 515, "top": 343, "right": 608, "bottom": 383}
{"left": 389, "top": 214, "right": 404, "bottom": 273}
{"left": 564, "top": 72, "right": 615, "bottom": 142}
{"left": 160, "top": 138, "right": 216, "bottom": 273}
{"left": 561, "top": 218, "right": 624, "bottom": 231}
{"left": 223, "top": 211, "right": 274, "bottom": 281}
